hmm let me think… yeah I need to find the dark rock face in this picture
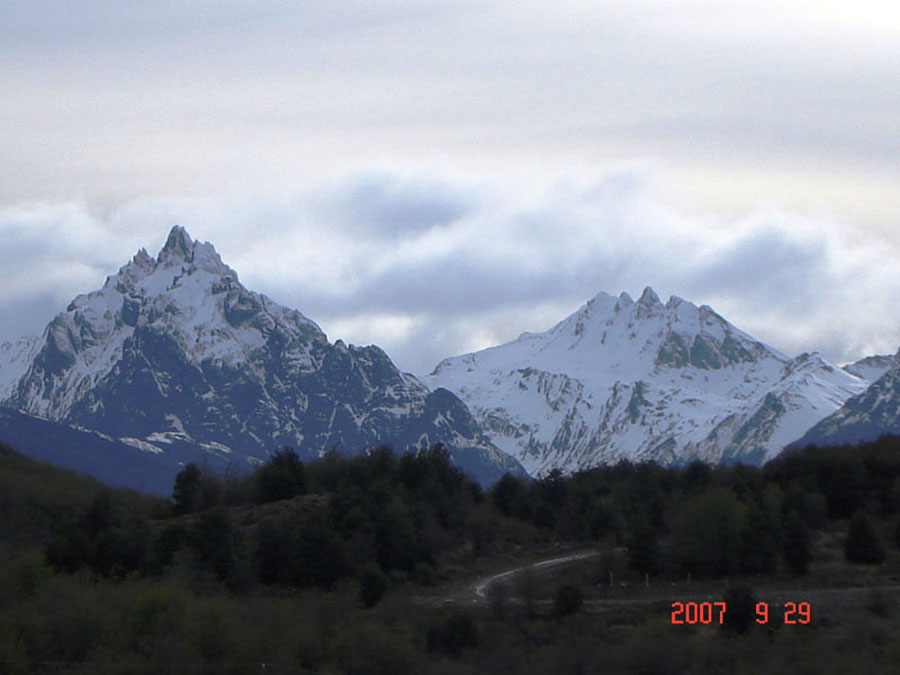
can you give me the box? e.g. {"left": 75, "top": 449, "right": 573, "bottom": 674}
{"left": 656, "top": 331, "right": 758, "bottom": 370}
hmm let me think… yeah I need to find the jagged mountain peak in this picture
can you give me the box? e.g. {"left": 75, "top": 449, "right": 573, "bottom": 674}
{"left": 158, "top": 224, "right": 193, "bottom": 263}
{"left": 637, "top": 285, "right": 662, "bottom": 307}
{"left": 133, "top": 247, "right": 154, "bottom": 267}
{"left": 2, "top": 225, "right": 525, "bottom": 487}
{"left": 109, "top": 226, "right": 236, "bottom": 294}
{"left": 432, "top": 286, "right": 777, "bottom": 389}
{"left": 9, "top": 225, "right": 329, "bottom": 420}
{"left": 535, "top": 288, "right": 777, "bottom": 375}
{"left": 665, "top": 294, "right": 686, "bottom": 310}
{"left": 427, "top": 286, "right": 865, "bottom": 475}
{"left": 157, "top": 226, "right": 231, "bottom": 273}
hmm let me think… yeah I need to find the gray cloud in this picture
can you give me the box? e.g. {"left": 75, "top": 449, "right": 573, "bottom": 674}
{"left": 3, "top": 167, "right": 897, "bottom": 374}
{"left": 315, "top": 172, "right": 474, "bottom": 238}
{"left": 687, "top": 216, "right": 831, "bottom": 310}
{"left": 2, "top": 2, "right": 899, "bottom": 371}
{"left": 1, "top": 0, "right": 898, "bottom": 230}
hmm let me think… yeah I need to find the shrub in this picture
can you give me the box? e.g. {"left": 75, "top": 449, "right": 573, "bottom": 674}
{"left": 486, "top": 581, "right": 510, "bottom": 620}
{"left": 411, "top": 561, "right": 436, "bottom": 586}
{"left": 336, "top": 622, "right": 419, "bottom": 675}
{"left": 553, "top": 583, "right": 584, "bottom": 617}
{"left": 427, "top": 612, "right": 479, "bottom": 658}
{"left": 130, "top": 584, "right": 187, "bottom": 655}
{"left": 357, "top": 564, "right": 389, "bottom": 608}
{"left": 255, "top": 517, "right": 294, "bottom": 585}
{"left": 187, "top": 509, "right": 235, "bottom": 582}
{"left": 515, "top": 565, "right": 540, "bottom": 619}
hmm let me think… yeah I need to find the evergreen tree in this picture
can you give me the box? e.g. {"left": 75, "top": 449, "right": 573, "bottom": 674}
{"left": 673, "top": 486, "right": 744, "bottom": 577}
{"left": 682, "top": 460, "right": 713, "bottom": 492}
{"left": 823, "top": 457, "right": 868, "bottom": 519}
{"left": 782, "top": 510, "right": 811, "bottom": 575}
{"left": 255, "top": 448, "right": 306, "bottom": 503}
{"left": 491, "top": 473, "right": 529, "bottom": 518}
{"left": 738, "top": 503, "right": 777, "bottom": 574}
{"left": 844, "top": 510, "right": 886, "bottom": 564}
{"left": 626, "top": 513, "right": 658, "bottom": 575}
{"left": 172, "top": 464, "right": 202, "bottom": 515}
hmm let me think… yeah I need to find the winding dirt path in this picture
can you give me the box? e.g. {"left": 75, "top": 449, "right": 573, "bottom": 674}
{"left": 420, "top": 549, "right": 900, "bottom": 619}
{"left": 472, "top": 549, "right": 600, "bottom": 601}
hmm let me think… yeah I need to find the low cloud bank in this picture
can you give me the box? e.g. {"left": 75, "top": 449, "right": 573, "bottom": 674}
{"left": 1, "top": 166, "right": 897, "bottom": 374}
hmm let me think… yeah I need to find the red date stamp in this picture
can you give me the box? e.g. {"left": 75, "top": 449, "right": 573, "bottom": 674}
{"left": 671, "top": 601, "right": 811, "bottom": 625}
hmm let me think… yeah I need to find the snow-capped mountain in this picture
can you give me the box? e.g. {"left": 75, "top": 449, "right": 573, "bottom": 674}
{"left": 789, "top": 348, "right": 900, "bottom": 449}
{"left": 0, "top": 226, "right": 524, "bottom": 486}
{"left": 426, "top": 287, "right": 870, "bottom": 475}
{"left": 841, "top": 354, "right": 895, "bottom": 382}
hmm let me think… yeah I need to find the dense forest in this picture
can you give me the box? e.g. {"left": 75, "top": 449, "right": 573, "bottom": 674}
{"left": 2, "top": 436, "right": 900, "bottom": 673}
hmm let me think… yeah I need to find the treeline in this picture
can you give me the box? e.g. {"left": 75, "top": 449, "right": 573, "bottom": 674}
{"left": 32, "top": 435, "right": 900, "bottom": 597}
{"left": 3, "top": 438, "right": 900, "bottom": 672}
{"left": 490, "top": 434, "right": 900, "bottom": 578}
{"left": 42, "top": 444, "right": 487, "bottom": 599}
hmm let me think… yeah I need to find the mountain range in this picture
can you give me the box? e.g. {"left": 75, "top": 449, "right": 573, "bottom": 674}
{"left": 427, "top": 287, "right": 893, "bottom": 475}
{"left": 1, "top": 225, "right": 898, "bottom": 492}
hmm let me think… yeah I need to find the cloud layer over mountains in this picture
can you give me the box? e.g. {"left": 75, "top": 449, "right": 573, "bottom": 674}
{"left": 2, "top": 167, "right": 898, "bottom": 375}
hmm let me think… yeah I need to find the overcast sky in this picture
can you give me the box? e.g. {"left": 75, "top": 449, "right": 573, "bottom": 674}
{"left": 1, "top": 1, "right": 898, "bottom": 375}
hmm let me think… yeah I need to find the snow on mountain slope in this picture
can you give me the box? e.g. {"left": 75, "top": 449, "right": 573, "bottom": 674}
{"left": 790, "top": 348, "right": 900, "bottom": 449}
{"left": 8, "top": 227, "right": 325, "bottom": 423}
{"left": 426, "top": 287, "right": 868, "bottom": 475}
{"left": 842, "top": 354, "right": 895, "bottom": 382}
{"left": 2, "top": 226, "right": 525, "bottom": 485}
{"left": 0, "top": 336, "right": 40, "bottom": 401}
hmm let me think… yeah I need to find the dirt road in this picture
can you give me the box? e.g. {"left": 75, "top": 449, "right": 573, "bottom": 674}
{"left": 472, "top": 549, "right": 600, "bottom": 601}
{"left": 422, "top": 549, "right": 900, "bottom": 619}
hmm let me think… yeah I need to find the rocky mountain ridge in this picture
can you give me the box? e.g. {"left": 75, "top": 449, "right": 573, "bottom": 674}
{"left": 426, "top": 287, "right": 872, "bottom": 475}
{"left": 789, "top": 349, "right": 900, "bottom": 449}
{"left": 0, "top": 226, "right": 524, "bottom": 486}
